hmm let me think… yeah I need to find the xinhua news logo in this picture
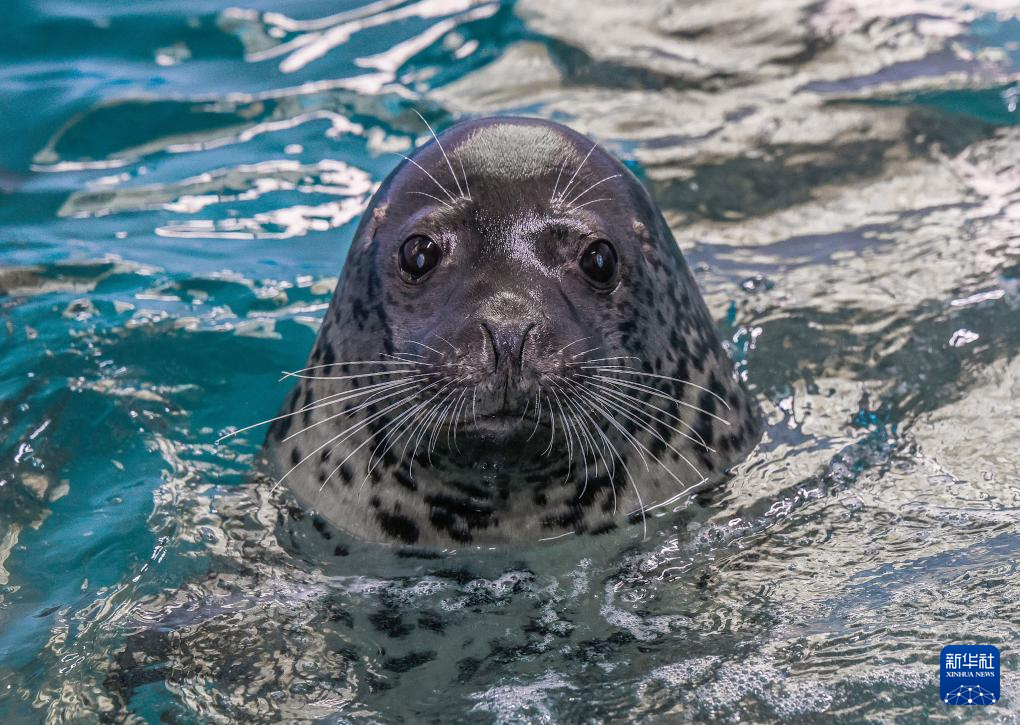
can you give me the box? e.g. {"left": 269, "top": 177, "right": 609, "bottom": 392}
{"left": 940, "top": 645, "right": 1000, "bottom": 706}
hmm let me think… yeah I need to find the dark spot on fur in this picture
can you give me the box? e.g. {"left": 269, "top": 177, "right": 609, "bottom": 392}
{"left": 590, "top": 521, "right": 617, "bottom": 535}
{"left": 376, "top": 511, "right": 420, "bottom": 544}
{"left": 425, "top": 493, "right": 495, "bottom": 537}
{"left": 456, "top": 657, "right": 482, "bottom": 683}
{"left": 382, "top": 651, "right": 436, "bottom": 673}
{"left": 394, "top": 470, "right": 418, "bottom": 492}
{"left": 369, "top": 611, "right": 413, "bottom": 638}
{"left": 417, "top": 611, "right": 445, "bottom": 633}
{"left": 396, "top": 548, "right": 444, "bottom": 560}
{"left": 312, "top": 515, "right": 332, "bottom": 540}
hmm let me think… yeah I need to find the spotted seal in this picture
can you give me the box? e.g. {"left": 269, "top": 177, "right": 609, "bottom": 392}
{"left": 255, "top": 116, "right": 761, "bottom": 547}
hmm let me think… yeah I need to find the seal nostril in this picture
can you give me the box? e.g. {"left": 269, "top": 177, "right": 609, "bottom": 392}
{"left": 519, "top": 322, "right": 537, "bottom": 366}
{"left": 481, "top": 322, "right": 500, "bottom": 373}
{"left": 481, "top": 321, "right": 537, "bottom": 374}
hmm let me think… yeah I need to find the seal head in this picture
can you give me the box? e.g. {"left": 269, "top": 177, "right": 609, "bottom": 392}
{"left": 263, "top": 116, "right": 761, "bottom": 546}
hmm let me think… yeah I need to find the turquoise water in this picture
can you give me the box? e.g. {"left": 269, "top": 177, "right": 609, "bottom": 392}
{"left": 2, "top": 0, "right": 1020, "bottom": 721}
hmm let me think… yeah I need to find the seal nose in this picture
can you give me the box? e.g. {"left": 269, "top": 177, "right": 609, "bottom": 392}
{"left": 482, "top": 321, "right": 536, "bottom": 375}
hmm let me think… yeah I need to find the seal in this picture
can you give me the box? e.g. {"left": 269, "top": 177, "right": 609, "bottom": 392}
{"left": 254, "top": 115, "right": 761, "bottom": 547}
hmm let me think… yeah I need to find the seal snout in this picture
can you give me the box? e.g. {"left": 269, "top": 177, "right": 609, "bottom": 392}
{"left": 469, "top": 318, "right": 542, "bottom": 420}
{"left": 481, "top": 320, "right": 536, "bottom": 377}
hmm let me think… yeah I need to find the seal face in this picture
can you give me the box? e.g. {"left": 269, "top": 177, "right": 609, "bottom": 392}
{"left": 262, "top": 116, "right": 761, "bottom": 547}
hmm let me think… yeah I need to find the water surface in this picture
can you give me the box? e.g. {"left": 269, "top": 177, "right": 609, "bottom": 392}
{"left": 2, "top": 0, "right": 1020, "bottom": 721}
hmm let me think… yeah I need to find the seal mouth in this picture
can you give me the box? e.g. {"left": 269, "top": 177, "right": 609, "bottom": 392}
{"left": 452, "top": 408, "right": 553, "bottom": 453}
{"left": 470, "top": 412, "right": 537, "bottom": 435}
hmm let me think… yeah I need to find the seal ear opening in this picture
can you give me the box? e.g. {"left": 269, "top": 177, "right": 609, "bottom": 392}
{"left": 358, "top": 204, "right": 388, "bottom": 251}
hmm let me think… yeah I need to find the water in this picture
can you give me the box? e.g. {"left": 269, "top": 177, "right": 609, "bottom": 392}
{"left": 1, "top": 0, "right": 1019, "bottom": 721}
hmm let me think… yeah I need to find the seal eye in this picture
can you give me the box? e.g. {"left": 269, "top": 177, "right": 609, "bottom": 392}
{"left": 399, "top": 235, "right": 442, "bottom": 280}
{"left": 579, "top": 239, "right": 618, "bottom": 286}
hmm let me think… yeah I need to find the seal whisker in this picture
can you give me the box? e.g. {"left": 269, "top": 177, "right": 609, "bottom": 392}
{"left": 433, "top": 334, "right": 460, "bottom": 355}
{"left": 556, "top": 142, "right": 598, "bottom": 203}
{"left": 361, "top": 376, "right": 465, "bottom": 486}
{"left": 552, "top": 378, "right": 617, "bottom": 502}
{"left": 430, "top": 392, "right": 458, "bottom": 459}
{"left": 427, "top": 385, "right": 461, "bottom": 459}
{"left": 582, "top": 393, "right": 619, "bottom": 481}
{"left": 549, "top": 158, "right": 568, "bottom": 202}
{"left": 568, "top": 355, "right": 639, "bottom": 366}
{"left": 547, "top": 386, "right": 577, "bottom": 476}
{"left": 518, "top": 394, "right": 532, "bottom": 424}
{"left": 548, "top": 377, "right": 604, "bottom": 488}
{"left": 426, "top": 386, "right": 462, "bottom": 464}
{"left": 548, "top": 396, "right": 561, "bottom": 460}
{"left": 412, "top": 109, "right": 466, "bottom": 199}
{"left": 582, "top": 374, "right": 730, "bottom": 425}
{"left": 584, "top": 366, "right": 732, "bottom": 409}
{"left": 320, "top": 391, "right": 429, "bottom": 493}
{"left": 282, "top": 359, "right": 432, "bottom": 377}
{"left": 458, "top": 156, "right": 471, "bottom": 201}
{"left": 407, "top": 190, "right": 454, "bottom": 210}
{"left": 556, "top": 336, "right": 591, "bottom": 355}
{"left": 284, "top": 368, "right": 422, "bottom": 382}
{"left": 573, "top": 383, "right": 706, "bottom": 496}
{"left": 401, "top": 338, "right": 446, "bottom": 357}
{"left": 539, "top": 393, "right": 556, "bottom": 453}
{"left": 566, "top": 174, "right": 621, "bottom": 207}
{"left": 218, "top": 375, "right": 432, "bottom": 442}
{"left": 570, "top": 384, "right": 697, "bottom": 537}
{"left": 590, "top": 381, "right": 713, "bottom": 451}
{"left": 559, "top": 388, "right": 598, "bottom": 482}
{"left": 447, "top": 388, "right": 469, "bottom": 452}
{"left": 453, "top": 388, "right": 470, "bottom": 452}
{"left": 402, "top": 378, "right": 465, "bottom": 477}
{"left": 561, "top": 395, "right": 594, "bottom": 494}
{"left": 546, "top": 386, "right": 574, "bottom": 475}
{"left": 362, "top": 405, "right": 427, "bottom": 487}
{"left": 282, "top": 379, "right": 426, "bottom": 443}
{"left": 569, "top": 389, "right": 632, "bottom": 513}
{"left": 571, "top": 388, "right": 638, "bottom": 525}
{"left": 563, "top": 377, "right": 662, "bottom": 532}
{"left": 571, "top": 197, "right": 612, "bottom": 211}
{"left": 570, "top": 380, "right": 707, "bottom": 479}
{"left": 569, "top": 346, "right": 601, "bottom": 360}
{"left": 381, "top": 376, "right": 459, "bottom": 468}
{"left": 558, "top": 376, "right": 645, "bottom": 472}
{"left": 526, "top": 389, "right": 543, "bottom": 442}
{"left": 314, "top": 390, "right": 427, "bottom": 492}
{"left": 395, "top": 153, "right": 458, "bottom": 204}
{"left": 401, "top": 405, "right": 437, "bottom": 474}
{"left": 272, "top": 390, "right": 432, "bottom": 493}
